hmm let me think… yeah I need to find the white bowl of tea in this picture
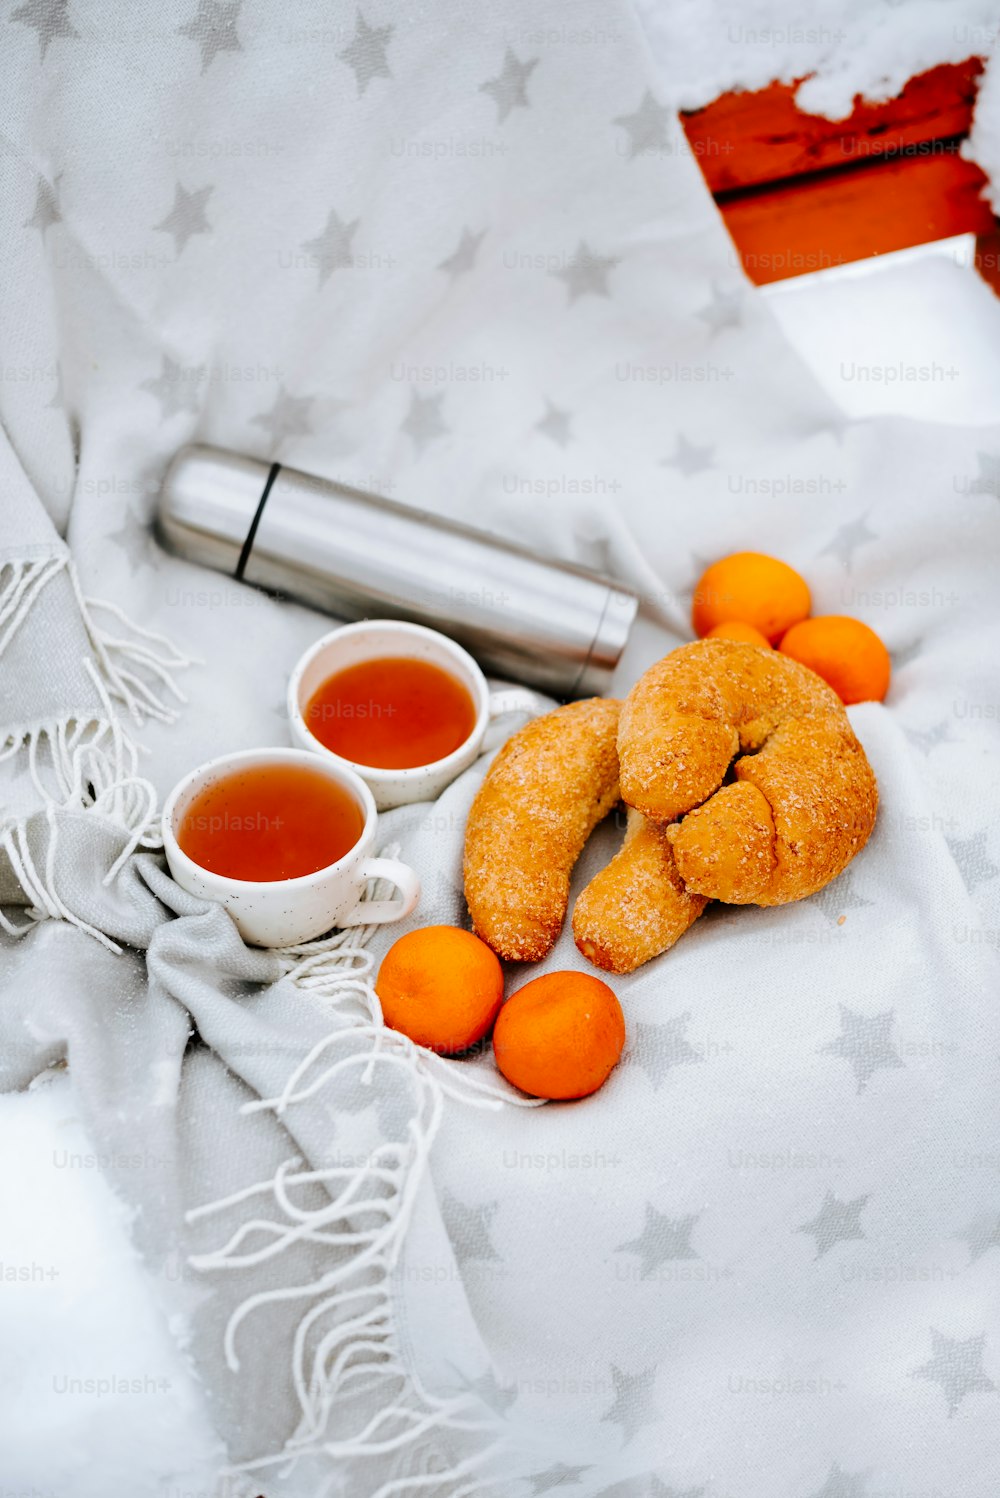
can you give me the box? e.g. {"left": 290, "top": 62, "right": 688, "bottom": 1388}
{"left": 161, "top": 747, "right": 420, "bottom": 947}
{"left": 287, "top": 619, "right": 545, "bottom": 809}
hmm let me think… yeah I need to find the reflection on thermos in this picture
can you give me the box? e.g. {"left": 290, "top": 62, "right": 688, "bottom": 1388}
{"left": 156, "top": 444, "right": 637, "bottom": 698}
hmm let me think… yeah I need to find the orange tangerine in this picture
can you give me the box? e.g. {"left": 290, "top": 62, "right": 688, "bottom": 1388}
{"left": 493, "top": 970, "right": 625, "bottom": 1100}
{"left": 705, "top": 620, "right": 772, "bottom": 648}
{"left": 779, "top": 615, "right": 891, "bottom": 704}
{"left": 693, "top": 552, "right": 811, "bottom": 644}
{"left": 376, "top": 926, "right": 504, "bottom": 1054}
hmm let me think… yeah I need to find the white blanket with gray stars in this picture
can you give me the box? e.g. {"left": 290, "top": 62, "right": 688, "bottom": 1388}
{"left": 2, "top": 0, "right": 1000, "bottom": 1495}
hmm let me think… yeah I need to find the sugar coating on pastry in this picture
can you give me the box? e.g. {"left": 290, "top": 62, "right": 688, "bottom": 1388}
{"left": 573, "top": 809, "right": 708, "bottom": 974}
{"left": 668, "top": 781, "right": 775, "bottom": 904}
{"left": 619, "top": 639, "right": 878, "bottom": 905}
{"left": 463, "top": 697, "right": 621, "bottom": 962}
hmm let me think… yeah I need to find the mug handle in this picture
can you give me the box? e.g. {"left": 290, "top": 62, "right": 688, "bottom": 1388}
{"left": 339, "top": 857, "right": 422, "bottom": 926}
{"left": 482, "top": 686, "right": 551, "bottom": 751}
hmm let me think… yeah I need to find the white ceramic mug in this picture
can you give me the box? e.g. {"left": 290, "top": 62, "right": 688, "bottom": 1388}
{"left": 161, "top": 747, "right": 421, "bottom": 947}
{"left": 287, "top": 620, "right": 547, "bottom": 809}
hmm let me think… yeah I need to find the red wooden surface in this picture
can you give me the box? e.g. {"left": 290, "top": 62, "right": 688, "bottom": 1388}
{"left": 680, "top": 60, "right": 998, "bottom": 284}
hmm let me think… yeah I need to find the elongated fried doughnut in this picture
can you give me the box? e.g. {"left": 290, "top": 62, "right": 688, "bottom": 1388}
{"left": 463, "top": 698, "right": 621, "bottom": 961}
{"left": 619, "top": 639, "right": 877, "bottom": 905}
{"left": 573, "top": 809, "right": 708, "bottom": 974}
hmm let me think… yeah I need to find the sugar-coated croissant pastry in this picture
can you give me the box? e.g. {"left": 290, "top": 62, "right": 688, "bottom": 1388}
{"left": 572, "top": 808, "right": 708, "bottom": 974}
{"left": 463, "top": 697, "right": 620, "bottom": 962}
{"left": 463, "top": 640, "right": 878, "bottom": 974}
{"left": 619, "top": 640, "right": 877, "bottom": 905}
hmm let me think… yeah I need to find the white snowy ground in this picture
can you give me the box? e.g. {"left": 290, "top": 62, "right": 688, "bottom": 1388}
{"left": 632, "top": 0, "right": 1000, "bottom": 208}
{"left": 5, "top": 234, "right": 1000, "bottom": 1496}
{"left": 0, "top": 1076, "right": 225, "bottom": 1497}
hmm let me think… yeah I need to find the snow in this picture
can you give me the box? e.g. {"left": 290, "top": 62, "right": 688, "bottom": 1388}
{"left": 0, "top": 1076, "right": 223, "bottom": 1498}
{"left": 633, "top": 0, "right": 1000, "bottom": 285}
{"left": 633, "top": 0, "right": 1000, "bottom": 214}
{"left": 633, "top": 0, "right": 998, "bottom": 117}
{"left": 967, "top": 42, "right": 1000, "bottom": 211}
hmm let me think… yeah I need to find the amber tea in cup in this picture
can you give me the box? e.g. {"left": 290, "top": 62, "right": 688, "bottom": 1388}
{"left": 177, "top": 761, "right": 366, "bottom": 882}
{"left": 304, "top": 656, "right": 478, "bottom": 770}
{"left": 288, "top": 620, "right": 547, "bottom": 812}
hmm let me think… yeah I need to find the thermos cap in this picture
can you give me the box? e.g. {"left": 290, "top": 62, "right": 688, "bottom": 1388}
{"left": 157, "top": 445, "right": 637, "bottom": 698}
{"left": 157, "top": 446, "right": 268, "bottom": 577}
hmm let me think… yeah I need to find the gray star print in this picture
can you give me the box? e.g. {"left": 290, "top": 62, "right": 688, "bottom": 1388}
{"left": 11, "top": 0, "right": 78, "bottom": 60}
{"left": 140, "top": 355, "right": 204, "bottom": 419}
{"left": 449, "top": 1364, "right": 517, "bottom": 1417}
{"left": 946, "top": 830, "right": 999, "bottom": 893}
{"left": 109, "top": 508, "right": 157, "bottom": 573}
{"left": 401, "top": 390, "right": 448, "bottom": 453}
{"left": 153, "top": 182, "right": 213, "bottom": 255}
{"left": 902, "top": 721, "right": 954, "bottom": 756}
{"left": 600, "top": 1363, "right": 658, "bottom": 1444}
{"left": 307, "top": 401, "right": 355, "bottom": 462}
{"left": 892, "top": 639, "right": 922, "bottom": 670}
{"left": 957, "top": 1211, "right": 1000, "bottom": 1264}
{"left": 971, "top": 451, "right": 1000, "bottom": 498}
{"left": 810, "top": 870, "right": 872, "bottom": 924}
{"left": 479, "top": 49, "right": 538, "bottom": 124}
{"left": 252, "top": 386, "right": 313, "bottom": 446}
{"left": 301, "top": 208, "right": 359, "bottom": 287}
{"left": 807, "top": 1461, "right": 871, "bottom": 1498}
{"left": 536, "top": 400, "right": 573, "bottom": 447}
{"left": 177, "top": 0, "right": 242, "bottom": 72}
{"left": 440, "top": 1191, "right": 500, "bottom": 1264}
{"left": 551, "top": 240, "right": 619, "bottom": 303}
{"left": 617, "top": 1203, "right": 699, "bottom": 1278}
{"left": 323, "top": 1073, "right": 412, "bottom": 1142}
{"left": 631, "top": 1013, "right": 704, "bottom": 1090}
{"left": 529, "top": 1463, "right": 592, "bottom": 1495}
{"left": 912, "top": 1329, "right": 996, "bottom": 1416}
{"left": 613, "top": 91, "right": 672, "bottom": 158}
{"left": 338, "top": 10, "right": 393, "bottom": 96}
{"left": 697, "top": 283, "right": 743, "bottom": 335}
{"left": 23, "top": 174, "right": 61, "bottom": 236}
{"left": 663, "top": 435, "right": 714, "bottom": 476}
{"left": 371, "top": 1089, "right": 411, "bottom": 1139}
{"left": 820, "top": 1005, "right": 903, "bottom": 1094}
{"left": 819, "top": 516, "right": 878, "bottom": 571}
{"left": 577, "top": 536, "right": 614, "bottom": 575}
{"left": 438, "top": 227, "right": 485, "bottom": 279}
{"left": 797, "top": 1191, "right": 868, "bottom": 1259}
{"left": 822, "top": 411, "right": 853, "bottom": 445}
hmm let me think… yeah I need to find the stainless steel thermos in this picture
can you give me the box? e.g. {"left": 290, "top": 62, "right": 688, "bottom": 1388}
{"left": 156, "top": 445, "right": 637, "bottom": 698}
